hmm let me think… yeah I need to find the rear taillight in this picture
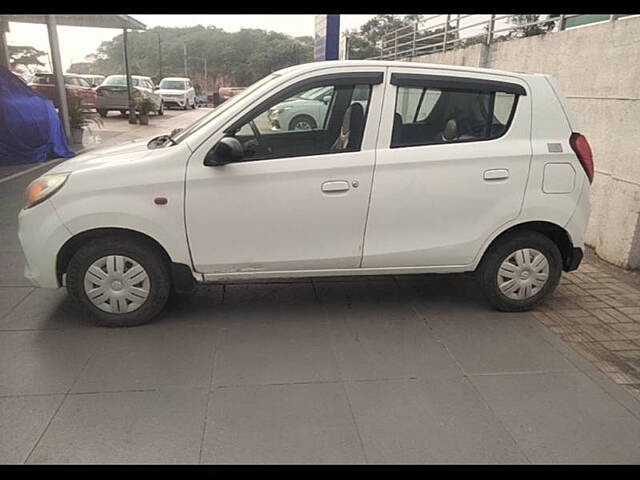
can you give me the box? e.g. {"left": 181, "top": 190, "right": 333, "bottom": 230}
{"left": 569, "top": 132, "right": 594, "bottom": 184}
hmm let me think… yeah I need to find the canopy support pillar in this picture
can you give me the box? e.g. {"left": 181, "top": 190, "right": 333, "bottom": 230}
{"left": 46, "top": 15, "right": 71, "bottom": 142}
{"left": 123, "top": 27, "right": 136, "bottom": 124}
{"left": 0, "top": 21, "right": 10, "bottom": 70}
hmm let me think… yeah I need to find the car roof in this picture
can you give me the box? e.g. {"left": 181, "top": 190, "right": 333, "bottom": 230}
{"left": 273, "top": 60, "right": 541, "bottom": 82}
{"left": 105, "top": 74, "right": 151, "bottom": 79}
{"left": 161, "top": 77, "right": 190, "bottom": 81}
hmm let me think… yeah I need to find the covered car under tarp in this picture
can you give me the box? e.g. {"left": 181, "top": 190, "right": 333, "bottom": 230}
{"left": 0, "top": 66, "right": 74, "bottom": 166}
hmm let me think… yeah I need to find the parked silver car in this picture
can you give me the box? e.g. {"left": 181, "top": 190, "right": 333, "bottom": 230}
{"left": 96, "top": 75, "right": 164, "bottom": 118}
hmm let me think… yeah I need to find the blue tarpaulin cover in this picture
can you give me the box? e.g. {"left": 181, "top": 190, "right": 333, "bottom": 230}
{"left": 0, "top": 67, "right": 75, "bottom": 166}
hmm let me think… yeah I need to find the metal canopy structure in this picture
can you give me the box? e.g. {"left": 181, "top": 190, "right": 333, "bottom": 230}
{"left": 0, "top": 14, "right": 146, "bottom": 142}
{"left": 0, "top": 14, "right": 146, "bottom": 30}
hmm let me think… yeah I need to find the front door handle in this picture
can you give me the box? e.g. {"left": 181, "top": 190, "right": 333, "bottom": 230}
{"left": 484, "top": 169, "right": 510, "bottom": 181}
{"left": 321, "top": 180, "right": 350, "bottom": 193}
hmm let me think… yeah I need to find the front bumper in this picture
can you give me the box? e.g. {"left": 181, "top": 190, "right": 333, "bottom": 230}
{"left": 18, "top": 200, "right": 72, "bottom": 288}
{"left": 162, "top": 96, "right": 186, "bottom": 107}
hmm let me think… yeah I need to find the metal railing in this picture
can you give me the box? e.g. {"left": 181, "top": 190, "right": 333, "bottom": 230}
{"left": 365, "top": 14, "right": 618, "bottom": 61}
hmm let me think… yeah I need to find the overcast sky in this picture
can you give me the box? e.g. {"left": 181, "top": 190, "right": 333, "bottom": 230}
{"left": 5, "top": 14, "right": 378, "bottom": 70}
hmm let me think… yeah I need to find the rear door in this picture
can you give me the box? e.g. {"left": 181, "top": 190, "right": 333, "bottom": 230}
{"left": 363, "top": 67, "right": 532, "bottom": 268}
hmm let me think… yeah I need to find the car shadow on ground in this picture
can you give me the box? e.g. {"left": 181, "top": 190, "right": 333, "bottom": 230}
{"left": 31, "top": 273, "right": 513, "bottom": 331}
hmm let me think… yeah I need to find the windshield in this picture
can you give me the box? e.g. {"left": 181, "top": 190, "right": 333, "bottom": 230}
{"left": 103, "top": 75, "right": 140, "bottom": 87}
{"left": 160, "top": 80, "right": 186, "bottom": 90}
{"left": 172, "top": 73, "right": 280, "bottom": 144}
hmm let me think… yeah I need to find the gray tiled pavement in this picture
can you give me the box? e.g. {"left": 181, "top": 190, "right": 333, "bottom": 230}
{"left": 2, "top": 110, "right": 640, "bottom": 464}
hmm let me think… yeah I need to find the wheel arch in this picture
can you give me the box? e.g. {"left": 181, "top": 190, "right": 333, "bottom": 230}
{"left": 477, "top": 221, "right": 577, "bottom": 272}
{"left": 56, "top": 227, "right": 194, "bottom": 292}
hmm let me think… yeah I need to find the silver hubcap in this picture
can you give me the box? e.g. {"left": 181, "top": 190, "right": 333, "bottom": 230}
{"left": 83, "top": 255, "right": 150, "bottom": 314}
{"left": 293, "top": 120, "right": 312, "bottom": 130}
{"left": 498, "top": 248, "right": 549, "bottom": 300}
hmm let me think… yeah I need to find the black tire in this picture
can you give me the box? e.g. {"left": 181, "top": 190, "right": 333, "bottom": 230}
{"left": 475, "top": 230, "right": 562, "bottom": 312}
{"left": 67, "top": 235, "right": 171, "bottom": 327}
{"left": 97, "top": 109, "right": 108, "bottom": 118}
{"left": 288, "top": 115, "right": 316, "bottom": 131}
{"left": 182, "top": 101, "right": 188, "bottom": 110}
{"left": 119, "top": 109, "right": 127, "bottom": 117}
{"left": 157, "top": 101, "right": 164, "bottom": 116}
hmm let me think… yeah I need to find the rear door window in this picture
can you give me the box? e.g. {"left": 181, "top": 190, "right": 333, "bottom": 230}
{"left": 390, "top": 75, "right": 522, "bottom": 148}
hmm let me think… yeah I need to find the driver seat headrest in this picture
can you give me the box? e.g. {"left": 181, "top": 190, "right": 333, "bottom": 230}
{"left": 443, "top": 119, "right": 458, "bottom": 142}
{"left": 331, "top": 103, "right": 365, "bottom": 152}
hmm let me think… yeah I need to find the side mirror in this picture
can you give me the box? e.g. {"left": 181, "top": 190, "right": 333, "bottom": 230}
{"left": 204, "top": 137, "right": 244, "bottom": 166}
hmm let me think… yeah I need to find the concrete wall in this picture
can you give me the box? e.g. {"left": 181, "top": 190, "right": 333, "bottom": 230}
{"left": 412, "top": 17, "right": 640, "bottom": 269}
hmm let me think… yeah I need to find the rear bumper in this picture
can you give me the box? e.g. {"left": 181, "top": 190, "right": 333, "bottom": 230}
{"left": 97, "top": 96, "right": 129, "bottom": 110}
{"left": 564, "top": 247, "right": 584, "bottom": 272}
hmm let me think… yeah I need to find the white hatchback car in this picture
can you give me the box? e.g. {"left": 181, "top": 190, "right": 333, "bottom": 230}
{"left": 18, "top": 61, "right": 592, "bottom": 327}
{"left": 156, "top": 77, "right": 196, "bottom": 110}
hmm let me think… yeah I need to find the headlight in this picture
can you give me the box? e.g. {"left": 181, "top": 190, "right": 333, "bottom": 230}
{"left": 24, "top": 173, "right": 70, "bottom": 209}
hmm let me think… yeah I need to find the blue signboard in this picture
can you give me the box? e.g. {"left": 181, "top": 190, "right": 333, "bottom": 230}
{"left": 314, "top": 15, "right": 340, "bottom": 61}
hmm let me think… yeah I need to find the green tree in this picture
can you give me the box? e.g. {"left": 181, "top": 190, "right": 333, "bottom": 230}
{"left": 75, "top": 25, "right": 314, "bottom": 93}
{"left": 508, "top": 14, "right": 559, "bottom": 38}
{"left": 8, "top": 45, "right": 46, "bottom": 75}
{"left": 345, "top": 14, "right": 460, "bottom": 59}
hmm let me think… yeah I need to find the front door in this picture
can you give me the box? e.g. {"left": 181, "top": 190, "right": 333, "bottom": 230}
{"left": 185, "top": 73, "right": 383, "bottom": 275}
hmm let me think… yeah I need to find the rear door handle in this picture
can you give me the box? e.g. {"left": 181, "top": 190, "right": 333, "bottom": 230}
{"left": 484, "top": 169, "right": 510, "bottom": 181}
{"left": 321, "top": 180, "right": 350, "bottom": 193}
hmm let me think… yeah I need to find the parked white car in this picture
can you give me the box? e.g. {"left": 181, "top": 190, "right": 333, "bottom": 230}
{"left": 156, "top": 77, "right": 196, "bottom": 110}
{"left": 268, "top": 85, "right": 371, "bottom": 131}
{"left": 18, "top": 61, "right": 592, "bottom": 327}
{"left": 268, "top": 85, "right": 333, "bottom": 131}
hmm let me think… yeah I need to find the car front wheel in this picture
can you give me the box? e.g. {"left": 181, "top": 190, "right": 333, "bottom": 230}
{"left": 288, "top": 115, "right": 316, "bottom": 131}
{"left": 66, "top": 236, "right": 171, "bottom": 327}
{"left": 476, "top": 231, "right": 562, "bottom": 312}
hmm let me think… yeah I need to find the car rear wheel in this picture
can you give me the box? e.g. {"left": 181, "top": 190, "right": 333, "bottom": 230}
{"left": 67, "top": 236, "right": 171, "bottom": 327}
{"left": 476, "top": 231, "right": 562, "bottom": 312}
{"left": 97, "top": 109, "right": 108, "bottom": 118}
{"left": 157, "top": 101, "right": 164, "bottom": 116}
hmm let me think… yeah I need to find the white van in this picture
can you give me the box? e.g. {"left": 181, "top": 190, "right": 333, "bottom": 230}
{"left": 18, "top": 61, "right": 592, "bottom": 326}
